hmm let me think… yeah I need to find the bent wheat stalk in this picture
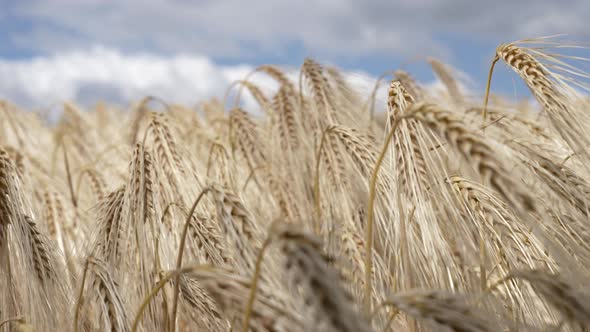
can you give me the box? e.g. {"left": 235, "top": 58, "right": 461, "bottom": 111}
{"left": 169, "top": 187, "right": 212, "bottom": 332}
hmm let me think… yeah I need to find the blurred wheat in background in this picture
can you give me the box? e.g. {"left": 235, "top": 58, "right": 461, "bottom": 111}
{"left": 1, "top": 37, "right": 590, "bottom": 332}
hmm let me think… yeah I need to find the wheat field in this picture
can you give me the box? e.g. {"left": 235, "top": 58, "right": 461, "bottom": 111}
{"left": 1, "top": 38, "right": 590, "bottom": 331}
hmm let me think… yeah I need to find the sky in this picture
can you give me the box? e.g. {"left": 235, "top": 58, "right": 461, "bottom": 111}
{"left": 0, "top": 0, "right": 588, "bottom": 108}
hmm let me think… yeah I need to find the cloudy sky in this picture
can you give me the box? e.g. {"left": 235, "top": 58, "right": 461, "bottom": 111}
{"left": 0, "top": 0, "right": 588, "bottom": 108}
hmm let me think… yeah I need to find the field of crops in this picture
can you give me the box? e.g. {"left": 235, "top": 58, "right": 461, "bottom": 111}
{"left": 1, "top": 39, "right": 589, "bottom": 331}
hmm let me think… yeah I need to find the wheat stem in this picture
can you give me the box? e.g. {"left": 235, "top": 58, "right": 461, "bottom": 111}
{"left": 169, "top": 187, "right": 212, "bottom": 332}
{"left": 73, "top": 258, "right": 91, "bottom": 332}
{"left": 364, "top": 115, "right": 405, "bottom": 316}
{"left": 242, "top": 230, "right": 275, "bottom": 332}
{"left": 132, "top": 265, "right": 211, "bottom": 332}
{"left": 483, "top": 55, "right": 500, "bottom": 120}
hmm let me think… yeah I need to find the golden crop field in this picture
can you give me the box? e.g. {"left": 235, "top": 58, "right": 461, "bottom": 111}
{"left": 1, "top": 38, "right": 589, "bottom": 331}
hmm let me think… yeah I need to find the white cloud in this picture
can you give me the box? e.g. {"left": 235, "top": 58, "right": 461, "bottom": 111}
{"left": 0, "top": 45, "right": 476, "bottom": 112}
{"left": 0, "top": 46, "right": 281, "bottom": 109}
